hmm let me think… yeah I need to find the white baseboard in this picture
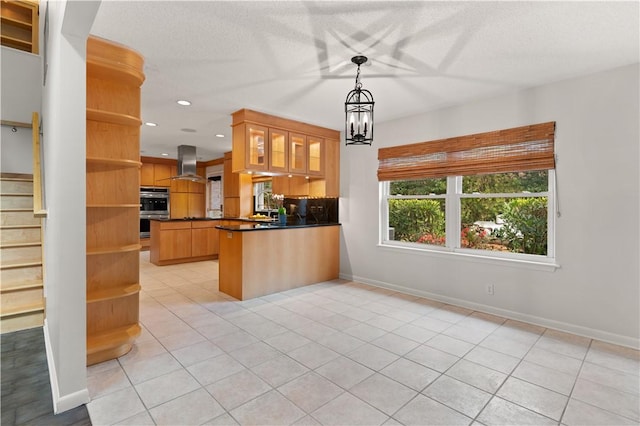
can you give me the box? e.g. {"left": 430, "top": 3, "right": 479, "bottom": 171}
{"left": 43, "top": 320, "right": 90, "bottom": 414}
{"left": 339, "top": 273, "right": 640, "bottom": 350}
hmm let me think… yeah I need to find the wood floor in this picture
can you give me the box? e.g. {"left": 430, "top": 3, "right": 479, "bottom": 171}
{"left": 1, "top": 327, "right": 91, "bottom": 425}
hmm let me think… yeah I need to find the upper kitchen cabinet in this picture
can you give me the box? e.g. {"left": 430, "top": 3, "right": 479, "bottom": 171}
{"left": 269, "top": 128, "right": 288, "bottom": 173}
{"left": 233, "top": 123, "right": 269, "bottom": 173}
{"left": 140, "top": 159, "right": 172, "bottom": 187}
{"left": 307, "top": 136, "right": 324, "bottom": 176}
{"left": 289, "top": 133, "right": 307, "bottom": 174}
{"left": 231, "top": 109, "right": 339, "bottom": 179}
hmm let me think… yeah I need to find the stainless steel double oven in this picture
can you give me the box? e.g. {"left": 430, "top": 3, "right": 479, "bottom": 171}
{"left": 140, "top": 187, "right": 169, "bottom": 238}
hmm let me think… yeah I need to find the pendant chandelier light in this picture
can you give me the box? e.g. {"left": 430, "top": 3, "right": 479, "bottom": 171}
{"left": 345, "top": 55, "right": 374, "bottom": 145}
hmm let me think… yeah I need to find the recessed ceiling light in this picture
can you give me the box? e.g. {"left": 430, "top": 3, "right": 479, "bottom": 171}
{"left": 161, "top": 153, "right": 169, "bottom": 156}
{"left": 181, "top": 128, "right": 197, "bottom": 133}
{"left": 215, "top": 134, "right": 225, "bottom": 138}
{"left": 176, "top": 100, "right": 191, "bottom": 106}
{"left": 144, "top": 122, "right": 157, "bottom": 127}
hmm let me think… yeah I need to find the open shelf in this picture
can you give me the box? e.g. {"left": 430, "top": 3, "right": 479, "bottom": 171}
{"left": 87, "top": 157, "right": 142, "bottom": 168}
{"left": 86, "top": 244, "right": 141, "bottom": 256}
{"left": 1, "top": 15, "right": 32, "bottom": 30}
{"left": 87, "top": 283, "right": 141, "bottom": 304}
{"left": 86, "top": 108, "right": 141, "bottom": 127}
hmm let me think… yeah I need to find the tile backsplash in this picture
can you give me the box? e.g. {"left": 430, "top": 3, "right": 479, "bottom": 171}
{"left": 283, "top": 197, "right": 339, "bottom": 225}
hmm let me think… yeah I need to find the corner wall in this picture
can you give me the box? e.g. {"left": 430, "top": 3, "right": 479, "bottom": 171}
{"left": 41, "top": 0, "right": 100, "bottom": 413}
{"left": 339, "top": 64, "right": 640, "bottom": 348}
{"left": 0, "top": 46, "right": 41, "bottom": 173}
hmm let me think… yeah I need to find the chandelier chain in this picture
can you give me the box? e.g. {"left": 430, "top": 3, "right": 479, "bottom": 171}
{"left": 354, "top": 65, "right": 362, "bottom": 90}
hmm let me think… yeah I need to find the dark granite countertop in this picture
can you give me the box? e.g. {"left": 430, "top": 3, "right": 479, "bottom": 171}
{"left": 151, "top": 217, "right": 275, "bottom": 223}
{"left": 216, "top": 222, "right": 341, "bottom": 232}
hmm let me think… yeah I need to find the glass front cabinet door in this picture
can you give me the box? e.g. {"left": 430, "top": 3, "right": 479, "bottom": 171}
{"left": 289, "top": 133, "right": 307, "bottom": 174}
{"left": 307, "top": 136, "right": 324, "bottom": 176}
{"left": 269, "top": 128, "right": 288, "bottom": 172}
{"left": 246, "top": 124, "right": 268, "bottom": 172}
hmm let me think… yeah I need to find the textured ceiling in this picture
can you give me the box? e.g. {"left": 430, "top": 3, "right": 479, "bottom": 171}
{"left": 89, "top": 1, "right": 639, "bottom": 161}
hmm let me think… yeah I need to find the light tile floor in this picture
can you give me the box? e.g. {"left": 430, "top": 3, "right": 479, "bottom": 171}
{"left": 86, "top": 252, "right": 640, "bottom": 425}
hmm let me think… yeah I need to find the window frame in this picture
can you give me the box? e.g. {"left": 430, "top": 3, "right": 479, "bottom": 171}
{"left": 380, "top": 170, "right": 558, "bottom": 270}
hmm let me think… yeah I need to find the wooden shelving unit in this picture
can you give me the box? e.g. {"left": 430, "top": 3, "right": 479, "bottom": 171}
{"left": 86, "top": 36, "right": 144, "bottom": 366}
{"left": 0, "top": 0, "right": 39, "bottom": 54}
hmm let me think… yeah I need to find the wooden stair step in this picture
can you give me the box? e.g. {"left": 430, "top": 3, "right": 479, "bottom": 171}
{"left": 0, "top": 280, "right": 43, "bottom": 293}
{"left": 0, "top": 227, "right": 41, "bottom": 245}
{"left": 0, "top": 260, "right": 43, "bottom": 270}
{"left": 0, "top": 211, "right": 41, "bottom": 226}
{"left": 1, "top": 265, "right": 43, "bottom": 286}
{"left": 1, "top": 242, "right": 41, "bottom": 249}
{"left": 0, "top": 194, "right": 34, "bottom": 209}
{"left": 0, "top": 310, "right": 44, "bottom": 334}
{"left": 0, "top": 302, "right": 44, "bottom": 318}
{"left": 0, "top": 180, "right": 33, "bottom": 195}
{"left": 1, "top": 286, "right": 44, "bottom": 313}
{"left": 0, "top": 245, "right": 41, "bottom": 264}
{"left": 0, "top": 177, "right": 33, "bottom": 182}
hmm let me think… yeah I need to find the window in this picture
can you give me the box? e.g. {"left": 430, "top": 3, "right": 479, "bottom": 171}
{"left": 253, "top": 180, "right": 273, "bottom": 211}
{"left": 379, "top": 122, "right": 556, "bottom": 263}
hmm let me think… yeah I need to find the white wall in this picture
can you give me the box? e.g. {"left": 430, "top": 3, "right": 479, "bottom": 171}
{"left": 340, "top": 64, "right": 640, "bottom": 348}
{"left": 0, "top": 46, "right": 41, "bottom": 122}
{"left": 1, "top": 125, "right": 33, "bottom": 173}
{"left": 0, "top": 46, "right": 41, "bottom": 174}
{"left": 41, "top": 0, "right": 100, "bottom": 413}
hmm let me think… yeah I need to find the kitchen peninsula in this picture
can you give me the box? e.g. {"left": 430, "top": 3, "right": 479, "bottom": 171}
{"left": 217, "top": 222, "right": 340, "bottom": 300}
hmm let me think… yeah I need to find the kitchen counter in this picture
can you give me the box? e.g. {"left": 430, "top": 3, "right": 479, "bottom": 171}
{"left": 218, "top": 223, "right": 340, "bottom": 300}
{"left": 216, "top": 222, "right": 340, "bottom": 232}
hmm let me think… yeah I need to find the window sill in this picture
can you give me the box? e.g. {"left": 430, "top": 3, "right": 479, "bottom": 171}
{"left": 377, "top": 242, "right": 560, "bottom": 272}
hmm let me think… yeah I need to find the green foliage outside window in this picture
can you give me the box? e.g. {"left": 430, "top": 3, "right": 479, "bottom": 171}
{"left": 390, "top": 178, "right": 446, "bottom": 195}
{"left": 388, "top": 199, "right": 445, "bottom": 243}
{"left": 499, "top": 197, "right": 548, "bottom": 255}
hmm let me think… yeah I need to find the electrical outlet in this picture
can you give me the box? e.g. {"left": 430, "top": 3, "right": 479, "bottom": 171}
{"left": 486, "top": 284, "right": 495, "bottom": 295}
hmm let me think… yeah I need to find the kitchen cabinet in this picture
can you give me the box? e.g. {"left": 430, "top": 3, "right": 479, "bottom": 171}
{"left": 189, "top": 167, "right": 206, "bottom": 193}
{"left": 170, "top": 192, "right": 204, "bottom": 218}
{"left": 169, "top": 165, "right": 189, "bottom": 192}
{"left": 192, "top": 222, "right": 218, "bottom": 257}
{"left": 309, "top": 138, "right": 339, "bottom": 197}
{"left": 154, "top": 164, "right": 171, "bottom": 187}
{"left": 1, "top": 0, "right": 39, "bottom": 54}
{"left": 289, "top": 133, "right": 307, "bottom": 174}
{"left": 150, "top": 220, "right": 219, "bottom": 265}
{"left": 168, "top": 165, "right": 205, "bottom": 218}
{"left": 140, "top": 163, "right": 154, "bottom": 186}
{"left": 307, "top": 136, "right": 324, "bottom": 176}
{"left": 269, "top": 128, "right": 288, "bottom": 172}
{"left": 85, "top": 36, "right": 143, "bottom": 366}
{"left": 140, "top": 162, "right": 172, "bottom": 187}
{"left": 231, "top": 109, "right": 339, "bottom": 182}
{"left": 272, "top": 175, "right": 309, "bottom": 197}
{"left": 223, "top": 151, "right": 252, "bottom": 218}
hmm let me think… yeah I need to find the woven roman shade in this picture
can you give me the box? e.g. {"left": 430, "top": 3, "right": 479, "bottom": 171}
{"left": 378, "top": 122, "right": 556, "bottom": 181}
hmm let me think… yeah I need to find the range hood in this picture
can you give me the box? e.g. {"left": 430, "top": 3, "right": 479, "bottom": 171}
{"left": 172, "top": 145, "right": 206, "bottom": 183}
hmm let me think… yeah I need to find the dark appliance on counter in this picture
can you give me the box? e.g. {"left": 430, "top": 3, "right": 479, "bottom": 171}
{"left": 140, "top": 187, "right": 169, "bottom": 238}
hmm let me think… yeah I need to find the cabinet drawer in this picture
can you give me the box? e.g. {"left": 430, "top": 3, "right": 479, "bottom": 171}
{"left": 159, "top": 221, "right": 191, "bottom": 230}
